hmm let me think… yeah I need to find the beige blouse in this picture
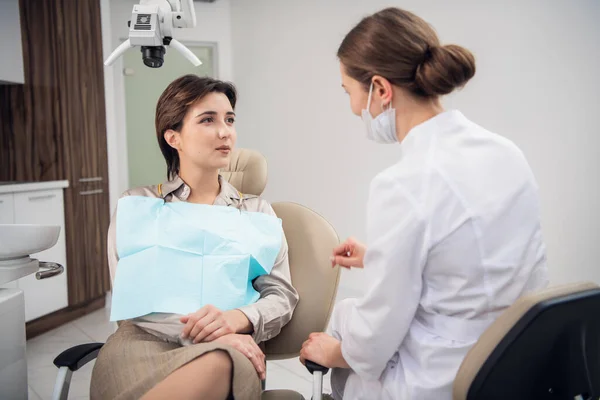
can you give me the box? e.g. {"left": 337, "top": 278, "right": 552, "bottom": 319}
{"left": 107, "top": 175, "right": 299, "bottom": 345}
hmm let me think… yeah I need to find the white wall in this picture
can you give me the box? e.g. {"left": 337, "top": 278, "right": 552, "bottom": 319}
{"left": 102, "top": 0, "right": 234, "bottom": 211}
{"left": 230, "top": 0, "right": 600, "bottom": 293}
{"left": 0, "top": 0, "right": 25, "bottom": 84}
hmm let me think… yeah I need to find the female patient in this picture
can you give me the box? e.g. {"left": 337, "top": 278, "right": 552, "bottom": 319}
{"left": 91, "top": 74, "right": 298, "bottom": 400}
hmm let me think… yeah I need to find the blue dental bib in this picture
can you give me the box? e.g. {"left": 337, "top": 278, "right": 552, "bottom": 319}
{"left": 109, "top": 196, "right": 283, "bottom": 321}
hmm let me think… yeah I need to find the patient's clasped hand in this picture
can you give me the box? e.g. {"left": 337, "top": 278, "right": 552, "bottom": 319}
{"left": 110, "top": 195, "right": 283, "bottom": 321}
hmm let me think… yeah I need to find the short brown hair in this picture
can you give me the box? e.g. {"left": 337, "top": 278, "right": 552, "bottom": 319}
{"left": 155, "top": 74, "right": 237, "bottom": 179}
{"left": 338, "top": 7, "right": 475, "bottom": 98}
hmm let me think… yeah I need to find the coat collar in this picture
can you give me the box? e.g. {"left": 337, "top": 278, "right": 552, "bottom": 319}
{"left": 158, "top": 175, "right": 241, "bottom": 205}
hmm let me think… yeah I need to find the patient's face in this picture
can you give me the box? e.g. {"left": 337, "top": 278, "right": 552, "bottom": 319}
{"left": 168, "top": 92, "right": 237, "bottom": 171}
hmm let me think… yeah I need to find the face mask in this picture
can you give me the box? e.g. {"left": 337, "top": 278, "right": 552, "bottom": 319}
{"left": 361, "top": 82, "right": 397, "bottom": 144}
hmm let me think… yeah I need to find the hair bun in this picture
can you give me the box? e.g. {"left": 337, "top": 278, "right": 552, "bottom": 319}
{"left": 414, "top": 44, "right": 476, "bottom": 97}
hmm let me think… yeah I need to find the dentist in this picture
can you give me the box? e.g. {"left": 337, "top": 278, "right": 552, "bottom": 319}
{"left": 300, "top": 7, "right": 548, "bottom": 400}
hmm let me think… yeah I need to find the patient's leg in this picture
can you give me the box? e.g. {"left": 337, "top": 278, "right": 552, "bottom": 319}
{"left": 141, "top": 350, "right": 232, "bottom": 400}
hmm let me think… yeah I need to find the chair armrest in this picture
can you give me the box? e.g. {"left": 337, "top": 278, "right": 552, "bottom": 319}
{"left": 305, "top": 360, "right": 330, "bottom": 375}
{"left": 53, "top": 343, "right": 105, "bottom": 371}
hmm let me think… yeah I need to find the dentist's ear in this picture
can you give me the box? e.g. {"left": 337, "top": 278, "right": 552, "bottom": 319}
{"left": 164, "top": 129, "right": 181, "bottom": 150}
{"left": 371, "top": 75, "right": 394, "bottom": 107}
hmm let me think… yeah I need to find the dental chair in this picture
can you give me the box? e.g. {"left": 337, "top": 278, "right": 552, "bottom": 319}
{"left": 51, "top": 148, "right": 340, "bottom": 400}
{"left": 453, "top": 281, "right": 600, "bottom": 400}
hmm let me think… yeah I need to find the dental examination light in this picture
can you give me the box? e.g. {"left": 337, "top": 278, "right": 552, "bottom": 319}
{"left": 104, "top": 0, "right": 202, "bottom": 68}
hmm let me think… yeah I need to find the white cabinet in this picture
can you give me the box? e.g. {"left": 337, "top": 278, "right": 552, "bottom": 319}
{"left": 0, "top": 194, "right": 15, "bottom": 224}
{"left": 0, "top": 0, "right": 25, "bottom": 84}
{"left": 14, "top": 190, "right": 69, "bottom": 321}
{"left": 0, "top": 182, "right": 69, "bottom": 321}
{"left": 0, "top": 194, "right": 17, "bottom": 289}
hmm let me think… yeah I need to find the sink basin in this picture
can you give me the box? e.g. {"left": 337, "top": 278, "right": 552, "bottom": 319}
{"left": 0, "top": 225, "right": 60, "bottom": 260}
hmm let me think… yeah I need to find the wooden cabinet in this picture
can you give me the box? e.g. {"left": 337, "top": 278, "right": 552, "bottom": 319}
{"left": 58, "top": 0, "right": 112, "bottom": 306}
{"left": 64, "top": 184, "right": 111, "bottom": 306}
{"left": 0, "top": 0, "right": 111, "bottom": 337}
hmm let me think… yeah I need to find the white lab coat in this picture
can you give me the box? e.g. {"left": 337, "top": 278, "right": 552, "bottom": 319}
{"left": 329, "top": 110, "right": 548, "bottom": 400}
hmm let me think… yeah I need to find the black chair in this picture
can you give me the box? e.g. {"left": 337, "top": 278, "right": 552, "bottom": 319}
{"left": 453, "top": 282, "right": 600, "bottom": 400}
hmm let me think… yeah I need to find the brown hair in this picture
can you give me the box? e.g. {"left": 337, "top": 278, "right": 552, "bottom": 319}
{"left": 338, "top": 7, "right": 475, "bottom": 98}
{"left": 155, "top": 74, "right": 237, "bottom": 179}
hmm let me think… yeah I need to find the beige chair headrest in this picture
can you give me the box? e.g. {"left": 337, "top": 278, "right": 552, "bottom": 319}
{"left": 221, "top": 148, "right": 268, "bottom": 196}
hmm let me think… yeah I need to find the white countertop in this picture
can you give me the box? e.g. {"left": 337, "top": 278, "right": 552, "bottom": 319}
{"left": 0, "top": 180, "right": 69, "bottom": 194}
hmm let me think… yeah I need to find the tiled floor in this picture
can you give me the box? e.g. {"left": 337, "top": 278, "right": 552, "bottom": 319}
{"left": 26, "top": 286, "right": 360, "bottom": 399}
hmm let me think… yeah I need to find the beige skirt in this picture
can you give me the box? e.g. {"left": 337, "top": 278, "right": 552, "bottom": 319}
{"left": 90, "top": 321, "right": 261, "bottom": 399}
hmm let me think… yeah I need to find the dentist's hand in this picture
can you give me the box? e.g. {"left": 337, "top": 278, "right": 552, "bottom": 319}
{"left": 331, "top": 237, "right": 366, "bottom": 269}
{"left": 180, "top": 305, "right": 253, "bottom": 343}
{"left": 300, "top": 332, "right": 349, "bottom": 369}
{"left": 215, "top": 334, "right": 266, "bottom": 380}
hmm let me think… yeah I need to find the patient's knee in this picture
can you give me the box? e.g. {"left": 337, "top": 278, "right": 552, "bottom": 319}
{"left": 196, "top": 350, "right": 232, "bottom": 376}
{"left": 184, "top": 350, "right": 232, "bottom": 397}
